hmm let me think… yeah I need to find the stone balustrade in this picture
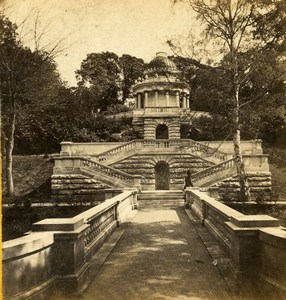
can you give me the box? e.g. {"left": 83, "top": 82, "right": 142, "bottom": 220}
{"left": 60, "top": 139, "right": 263, "bottom": 158}
{"left": 94, "top": 139, "right": 229, "bottom": 165}
{"left": 192, "top": 155, "right": 270, "bottom": 186}
{"left": 192, "top": 158, "right": 236, "bottom": 183}
{"left": 144, "top": 106, "right": 180, "bottom": 113}
{"left": 185, "top": 188, "right": 286, "bottom": 297}
{"left": 54, "top": 156, "right": 141, "bottom": 189}
{"left": 2, "top": 191, "right": 137, "bottom": 299}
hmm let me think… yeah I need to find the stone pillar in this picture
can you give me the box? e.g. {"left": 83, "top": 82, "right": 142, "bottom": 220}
{"left": 32, "top": 218, "right": 90, "bottom": 294}
{"left": 183, "top": 94, "right": 187, "bottom": 108}
{"left": 186, "top": 95, "right": 190, "bottom": 109}
{"left": 226, "top": 215, "right": 279, "bottom": 286}
{"left": 166, "top": 91, "right": 169, "bottom": 107}
{"left": 60, "top": 141, "right": 73, "bottom": 156}
{"left": 144, "top": 91, "right": 148, "bottom": 108}
{"left": 176, "top": 91, "right": 180, "bottom": 107}
{"left": 155, "top": 91, "right": 158, "bottom": 107}
{"left": 138, "top": 93, "right": 142, "bottom": 108}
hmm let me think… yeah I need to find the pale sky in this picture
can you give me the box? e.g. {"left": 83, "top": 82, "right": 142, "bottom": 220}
{"left": 2, "top": 0, "right": 197, "bottom": 86}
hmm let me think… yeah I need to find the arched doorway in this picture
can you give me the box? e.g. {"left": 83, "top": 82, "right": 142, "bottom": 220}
{"left": 156, "top": 124, "right": 169, "bottom": 139}
{"left": 155, "top": 161, "right": 170, "bottom": 190}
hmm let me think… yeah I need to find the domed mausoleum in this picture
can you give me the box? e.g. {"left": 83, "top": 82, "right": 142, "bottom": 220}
{"left": 132, "top": 52, "right": 191, "bottom": 139}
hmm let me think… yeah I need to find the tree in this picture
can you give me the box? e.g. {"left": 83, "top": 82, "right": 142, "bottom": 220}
{"left": 119, "top": 54, "right": 144, "bottom": 102}
{"left": 76, "top": 52, "right": 122, "bottom": 112}
{"left": 1, "top": 16, "right": 19, "bottom": 198}
{"left": 172, "top": 0, "right": 286, "bottom": 200}
{"left": 1, "top": 14, "right": 66, "bottom": 198}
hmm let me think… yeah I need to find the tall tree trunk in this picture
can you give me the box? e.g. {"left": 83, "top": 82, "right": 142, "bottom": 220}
{"left": 232, "top": 53, "right": 250, "bottom": 201}
{"left": 5, "top": 112, "right": 15, "bottom": 198}
{"left": 5, "top": 74, "right": 16, "bottom": 199}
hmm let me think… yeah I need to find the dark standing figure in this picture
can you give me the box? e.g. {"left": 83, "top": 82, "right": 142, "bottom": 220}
{"left": 183, "top": 170, "right": 193, "bottom": 201}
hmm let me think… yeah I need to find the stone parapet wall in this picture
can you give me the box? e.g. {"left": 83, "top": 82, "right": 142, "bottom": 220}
{"left": 185, "top": 189, "right": 286, "bottom": 298}
{"left": 2, "top": 191, "right": 137, "bottom": 299}
{"left": 60, "top": 141, "right": 124, "bottom": 156}
{"left": 199, "top": 140, "right": 263, "bottom": 155}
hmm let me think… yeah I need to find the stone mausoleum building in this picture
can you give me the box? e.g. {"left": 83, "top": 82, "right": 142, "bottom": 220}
{"left": 132, "top": 52, "right": 191, "bottom": 139}
{"left": 52, "top": 52, "right": 272, "bottom": 201}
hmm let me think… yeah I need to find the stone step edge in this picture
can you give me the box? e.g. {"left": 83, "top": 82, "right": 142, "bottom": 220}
{"left": 184, "top": 208, "right": 238, "bottom": 296}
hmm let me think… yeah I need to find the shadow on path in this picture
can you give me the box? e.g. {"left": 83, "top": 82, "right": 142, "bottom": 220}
{"left": 77, "top": 200, "right": 236, "bottom": 300}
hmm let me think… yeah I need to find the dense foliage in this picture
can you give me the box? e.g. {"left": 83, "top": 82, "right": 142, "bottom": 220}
{"left": 1, "top": 15, "right": 146, "bottom": 156}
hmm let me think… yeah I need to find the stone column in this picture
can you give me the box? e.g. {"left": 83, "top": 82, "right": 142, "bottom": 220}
{"left": 166, "top": 91, "right": 169, "bottom": 107}
{"left": 183, "top": 94, "right": 187, "bottom": 108}
{"left": 144, "top": 91, "right": 148, "bottom": 108}
{"left": 138, "top": 93, "right": 142, "bottom": 108}
{"left": 176, "top": 91, "right": 180, "bottom": 107}
{"left": 135, "top": 94, "right": 138, "bottom": 108}
{"left": 155, "top": 91, "right": 158, "bottom": 107}
{"left": 186, "top": 95, "right": 190, "bottom": 109}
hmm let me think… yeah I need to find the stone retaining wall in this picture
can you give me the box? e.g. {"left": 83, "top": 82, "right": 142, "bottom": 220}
{"left": 214, "top": 172, "right": 272, "bottom": 201}
{"left": 51, "top": 174, "right": 118, "bottom": 203}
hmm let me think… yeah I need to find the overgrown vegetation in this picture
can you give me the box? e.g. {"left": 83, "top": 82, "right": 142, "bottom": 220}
{"left": 2, "top": 205, "right": 92, "bottom": 241}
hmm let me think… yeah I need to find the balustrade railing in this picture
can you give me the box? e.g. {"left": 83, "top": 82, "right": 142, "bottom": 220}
{"left": 97, "top": 141, "right": 136, "bottom": 162}
{"left": 95, "top": 139, "right": 228, "bottom": 164}
{"left": 204, "top": 205, "right": 232, "bottom": 252}
{"left": 81, "top": 157, "right": 135, "bottom": 185}
{"left": 144, "top": 106, "right": 179, "bottom": 113}
{"left": 192, "top": 158, "right": 235, "bottom": 183}
{"left": 84, "top": 207, "right": 115, "bottom": 254}
{"left": 186, "top": 189, "right": 242, "bottom": 254}
{"left": 79, "top": 191, "right": 136, "bottom": 258}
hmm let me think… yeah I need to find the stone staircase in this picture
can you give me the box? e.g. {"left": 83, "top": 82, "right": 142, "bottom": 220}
{"left": 193, "top": 158, "right": 237, "bottom": 187}
{"left": 138, "top": 190, "right": 185, "bottom": 206}
{"left": 54, "top": 140, "right": 271, "bottom": 197}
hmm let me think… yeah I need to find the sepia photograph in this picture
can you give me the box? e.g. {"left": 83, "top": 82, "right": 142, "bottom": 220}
{"left": 1, "top": 0, "right": 286, "bottom": 299}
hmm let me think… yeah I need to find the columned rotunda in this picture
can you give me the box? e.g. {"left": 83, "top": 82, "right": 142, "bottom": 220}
{"left": 132, "top": 52, "right": 191, "bottom": 139}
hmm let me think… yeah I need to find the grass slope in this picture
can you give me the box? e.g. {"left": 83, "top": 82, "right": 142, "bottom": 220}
{"left": 2, "top": 155, "right": 54, "bottom": 202}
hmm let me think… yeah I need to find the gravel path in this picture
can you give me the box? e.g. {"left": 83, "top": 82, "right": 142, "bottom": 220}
{"left": 80, "top": 200, "right": 235, "bottom": 300}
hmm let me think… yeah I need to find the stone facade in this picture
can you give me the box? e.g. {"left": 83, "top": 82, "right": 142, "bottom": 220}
{"left": 111, "top": 153, "right": 213, "bottom": 190}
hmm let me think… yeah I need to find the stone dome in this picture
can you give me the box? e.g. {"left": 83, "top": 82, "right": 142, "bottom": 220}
{"left": 144, "top": 52, "right": 179, "bottom": 75}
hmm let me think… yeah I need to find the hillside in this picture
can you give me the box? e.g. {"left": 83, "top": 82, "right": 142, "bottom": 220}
{"left": 2, "top": 155, "right": 54, "bottom": 203}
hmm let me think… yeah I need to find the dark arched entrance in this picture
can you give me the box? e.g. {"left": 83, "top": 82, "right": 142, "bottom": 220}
{"left": 156, "top": 124, "right": 169, "bottom": 139}
{"left": 155, "top": 161, "right": 170, "bottom": 190}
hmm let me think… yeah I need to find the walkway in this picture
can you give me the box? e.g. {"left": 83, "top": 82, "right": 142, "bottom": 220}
{"left": 79, "top": 200, "right": 235, "bottom": 300}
